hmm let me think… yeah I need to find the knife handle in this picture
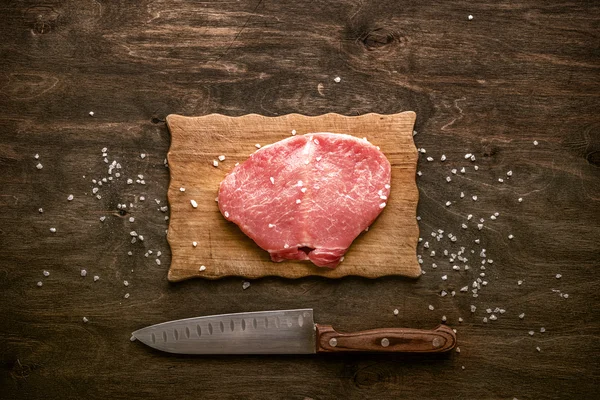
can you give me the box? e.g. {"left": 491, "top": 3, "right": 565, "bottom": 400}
{"left": 315, "top": 324, "right": 456, "bottom": 353}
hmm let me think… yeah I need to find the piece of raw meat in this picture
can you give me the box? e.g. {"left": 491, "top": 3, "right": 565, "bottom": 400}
{"left": 217, "top": 133, "right": 391, "bottom": 268}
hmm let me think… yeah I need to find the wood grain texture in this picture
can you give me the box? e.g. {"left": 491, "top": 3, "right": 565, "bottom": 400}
{"left": 166, "top": 112, "right": 419, "bottom": 281}
{"left": 315, "top": 324, "right": 456, "bottom": 353}
{"left": 0, "top": 0, "right": 599, "bottom": 399}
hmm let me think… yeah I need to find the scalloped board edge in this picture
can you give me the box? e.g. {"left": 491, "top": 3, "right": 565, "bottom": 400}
{"left": 166, "top": 112, "right": 420, "bottom": 281}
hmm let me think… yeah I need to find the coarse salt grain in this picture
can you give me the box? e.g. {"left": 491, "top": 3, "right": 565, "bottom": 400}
{"left": 442, "top": 315, "right": 447, "bottom": 322}
{"left": 179, "top": 187, "right": 185, "bottom": 192}
{"left": 130, "top": 231, "right": 138, "bottom": 237}
{"left": 192, "top": 241, "right": 197, "bottom": 247}
{"left": 426, "top": 157, "right": 434, "bottom": 162}
{"left": 140, "top": 153, "right": 146, "bottom": 159}
{"left": 379, "top": 202, "right": 386, "bottom": 208}
{"left": 50, "top": 227, "right": 56, "bottom": 233}
{"left": 224, "top": 211, "right": 230, "bottom": 218}
{"left": 291, "top": 129, "right": 296, "bottom": 135}
{"left": 446, "top": 176, "right": 452, "bottom": 183}
{"left": 123, "top": 280, "right": 129, "bottom": 287}
{"left": 242, "top": 281, "right": 251, "bottom": 290}
{"left": 296, "top": 199, "right": 302, "bottom": 204}
{"left": 393, "top": 309, "right": 399, "bottom": 316}
{"left": 190, "top": 200, "right": 198, "bottom": 208}
{"left": 218, "top": 155, "right": 226, "bottom": 161}
{"left": 81, "top": 269, "right": 87, "bottom": 277}
{"left": 533, "top": 140, "right": 539, "bottom": 145}
{"left": 212, "top": 160, "right": 219, "bottom": 167}
{"left": 556, "top": 274, "right": 562, "bottom": 279}
{"left": 255, "top": 144, "right": 261, "bottom": 149}
{"left": 270, "top": 177, "right": 275, "bottom": 184}
{"left": 94, "top": 275, "right": 99, "bottom": 281}
{"left": 199, "top": 265, "right": 206, "bottom": 272}
{"left": 43, "top": 270, "right": 50, "bottom": 277}
{"left": 528, "top": 331, "right": 534, "bottom": 336}
{"left": 441, "top": 155, "right": 447, "bottom": 161}
{"left": 446, "top": 201, "right": 452, "bottom": 207}
{"left": 36, "top": 163, "right": 43, "bottom": 169}
{"left": 508, "top": 234, "right": 514, "bottom": 239}
{"left": 83, "top": 317, "right": 89, "bottom": 323}
{"left": 333, "top": 76, "right": 341, "bottom": 83}
{"left": 156, "top": 259, "right": 161, "bottom": 265}
{"left": 518, "top": 197, "right": 523, "bottom": 202}
{"left": 472, "top": 195, "right": 478, "bottom": 201}
{"left": 37, "top": 281, "right": 43, "bottom": 287}
{"left": 124, "top": 293, "right": 130, "bottom": 299}
{"left": 39, "top": 208, "right": 43, "bottom": 213}
{"left": 428, "top": 305, "right": 434, "bottom": 311}
{"left": 468, "top": 14, "right": 473, "bottom": 20}
{"left": 129, "top": 217, "right": 134, "bottom": 222}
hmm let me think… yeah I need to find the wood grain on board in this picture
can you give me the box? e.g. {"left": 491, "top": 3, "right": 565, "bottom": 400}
{"left": 166, "top": 112, "right": 420, "bottom": 281}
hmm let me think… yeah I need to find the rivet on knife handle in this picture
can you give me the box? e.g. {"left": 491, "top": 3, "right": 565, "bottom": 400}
{"left": 315, "top": 324, "right": 457, "bottom": 353}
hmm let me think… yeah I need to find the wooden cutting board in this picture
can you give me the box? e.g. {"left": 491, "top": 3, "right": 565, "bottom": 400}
{"left": 165, "top": 113, "right": 420, "bottom": 282}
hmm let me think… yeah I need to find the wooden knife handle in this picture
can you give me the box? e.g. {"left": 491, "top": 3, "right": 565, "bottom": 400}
{"left": 315, "top": 324, "right": 456, "bottom": 353}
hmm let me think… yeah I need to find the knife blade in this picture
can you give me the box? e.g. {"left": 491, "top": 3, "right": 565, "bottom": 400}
{"left": 131, "top": 309, "right": 456, "bottom": 355}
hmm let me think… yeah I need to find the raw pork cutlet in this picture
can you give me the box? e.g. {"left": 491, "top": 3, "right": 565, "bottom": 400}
{"left": 218, "top": 133, "right": 391, "bottom": 268}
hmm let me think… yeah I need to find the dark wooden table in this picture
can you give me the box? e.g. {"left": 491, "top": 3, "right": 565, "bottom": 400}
{"left": 1, "top": 1, "right": 599, "bottom": 399}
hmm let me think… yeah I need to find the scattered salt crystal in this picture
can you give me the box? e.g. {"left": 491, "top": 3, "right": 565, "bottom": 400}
{"left": 393, "top": 309, "right": 399, "bottom": 316}
{"left": 296, "top": 199, "right": 302, "bottom": 204}
{"left": 270, "top": 177, "right": 275, "bottom": 185}
{"left": 468, "top": 14, "right": 473, "bottom": 20}
{"left": 445, "top": 201, "right": 452, "bottom": 207}
{"left": 37, "top": 281, "right": 43, "bottom": 287}
{"left": 507, "top": 170, "right": 513, "bottom": 177}
{"left": 333, "top": 76, "right": 341, "bottom": 83}
{"left": 34, "top": 153, "right": 39, "bottom": 159}
{"left": 518, "top": 197, "right": 523, "bottom": 202}
{"left": 460, "top": 167, "right": 466, "bottom": 173}
{"left": 242, "top": 281, "right": 251, "bottom": 290}
{"left": 470, "top": 305, "right": 476, "bottom": 312}
{"left": 379, "top": 202, "right": 386, "bottom": 208}
{"left": 50, "top": 227, "right": 56, "bottom": 233}
{"left": 38, "top": 208, "right": 43, "bottom": 213}
{"left": 461, "top": 223, "right": 468, "bottom": 229}
{"left": 156, "top": 259, "right": 161, "bottom": 265}
{"left": 80, "top": 269, "right": 87, "bottom": 277}
{"left": 179, "top": 187, "right": 185, "bottom": 192}
{"left": 533, "top": 140, "right": 539, "bottom": 145}
{"left": 128, "top": 251, "right": 133, "bottom": 256}
{"left": 518, "top": 280, "right": 523, "bottom": 285}
{"left": 124, "top": 293, "right": 130, "bottom": 299}
{"left": 94, "top": 275, "right": 99, "bottom": 281}
{"left": 477, "top": 224, "right": 483, "bottom": 230}
{"left": 540, "top": 327, "right": 546, "bottom": 333}
{"left": 556, "top": 274, "right": 562, "bottom": 279}
{"left": 464, "top": 153, "right": 472, "bottom": 159}
{"left": 268, "top": 223, "right": 275, "bottom": 228}
{"left": 83, "top": 317, "right": 89, "bottom": 323}
{"left": 130, "top": 231, "right": 138, "bottom": 237}
{"left": 212, "top": 160, "right": 219, "bottom": 167}
{"left": 508, "top": 234, "right": 514, "bottom": 239}
{"left": 498, "top": 178, "right": 504, "bottom": 183}
{"left": 218, "top": 155, "right": 226, "bottom": 161}
{"left": 442, "top": 315, "right": 447, "bottom": 322}
{"left": 417, "top": 171, "right": 422, "bottom": 176}
{"left": 291, "top": 129, "right": 296, "bottom": 135}
{"left": 36, "top": 163, "right": 43, "bottom": 170}
{"left": 129, "top": 217, "right": 134, "bottom": 222}
{"left": 472, "top": 195, "right": 478, "bottom": 201}
{"left": 192, "top": 241, "right": 198, "bottom": 247}
{"left": 441, "top": 275, "right": 447, "bottom": 281}
{"left": 190, "top": 200, "right": 198, "bottom": 208}
{"left": 199, "top": 265, "right": 206, "bottom": 272}
{"left": 441, "top": 155, "right": 446, "bottom": 161}
{"left": 474, "top": 166, "right": 479, "bottom": 170}
{"left": 536, "top": 346, "right": 541, "bottom": 352}
{"left": 127, "top": 179, "right": 133, "bottom": 185}
{"left": 483, "top": 317, "right": 488, "bottom": 323}
{"left": 123, "top": 280, "right": 129, "bottom": 287}
{"left": 428, "top": 305, "right": 434, "bottom": 311}
{"left": 426, "top": 157, "right": 434, "bottom": 162}
{"left": 528, "top": 331, "right": 534, "bottom": 336}
{"left": 446, "top": 176, "right": 452, "bottom": 183}
{"left": 140, "top": 153, "right": 146, "bottom": 159}
{"left": 458, "top": 317, "right": 463, "bottom": 323}
{"left": 489, "top": 314, "right": 497, "bottom": 321}
{"left": 255, "top": 144, "right": 261, "bottom": 149}
{"left": 43, "top": 270, "right": 50, "bottom": 277}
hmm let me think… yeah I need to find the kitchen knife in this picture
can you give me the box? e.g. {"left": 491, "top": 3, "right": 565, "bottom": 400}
{"left": 132, "top": 309, "right": 456, "bottom": 354}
